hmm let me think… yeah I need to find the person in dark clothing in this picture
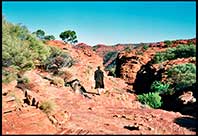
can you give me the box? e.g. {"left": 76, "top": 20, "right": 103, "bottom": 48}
{"left": 94, "top": 66, "right": 105, "bottom": 95}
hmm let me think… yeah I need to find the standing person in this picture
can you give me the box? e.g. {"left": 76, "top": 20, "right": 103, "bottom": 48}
{"left": 94, "top": 66, "right": 105, "bottom": 95}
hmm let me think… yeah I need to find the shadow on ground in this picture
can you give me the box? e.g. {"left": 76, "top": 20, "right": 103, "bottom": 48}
{"left": 174, "top": 117, "right": 197, "bottom": 132}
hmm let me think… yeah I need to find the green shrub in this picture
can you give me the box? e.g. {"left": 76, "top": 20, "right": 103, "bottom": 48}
{"left": 143, "top": 45, "right": 149, "bottom": 50}
{"left": 124, "top": 47, "right": 132, "bottom": 52}
{"left": 2, "top": 68, "right": 17, "bottom": 83}
{"left": 136, "top": 51, "right": 143, "bottom": 55}
{"left": 153, "top": 44, "right": 196, "bottom": 63}
{"left": 150, "top": 81, "right": 170, "bottom": 94}
{"left": 166, "top": 63, "right": 196, "bottom": 92}
{"left": 2, "top": 18, "right": 51, "bottom": 83}
{"left": 137, "top": 92, "right": 162, "bottom": 108}
{"left": 51, "top": 77, "right": 65, "bottom": 87}
{"left": 8, "top": 92, "right": 23, "bottom": 107}
{"left": 39, "top": 100, "right": 56, "bottom": 114}
{"left": 106, "top": 66, "right": 116, "bottom": 77}
{"left": 17, "top": 76, "right": 29, "bottom": 84}
{"left": 164, "top": 40, "right": 173, "bottom": 47}
{"left": 44, "top": 35, "right": 55, "bottom": 41}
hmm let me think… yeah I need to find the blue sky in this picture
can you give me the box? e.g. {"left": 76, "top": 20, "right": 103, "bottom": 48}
{"left": 2, "top": 1, "right": 196, "bottom": 46}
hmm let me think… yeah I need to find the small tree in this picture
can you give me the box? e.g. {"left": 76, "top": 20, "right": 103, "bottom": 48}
{"left": 32, "top": 29, "right": 45, "bottom": 40}
{"left": 59, "top": 30, "right": 78, "bottom": 44}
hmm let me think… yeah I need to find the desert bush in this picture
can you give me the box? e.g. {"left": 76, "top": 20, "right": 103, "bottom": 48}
{"left": 2, "top": 33, "right": 35, "bottom": 71}
{"left": 124, "top": 47, "right": 132, "bottom": 52}
{"left": 64, "top": 71, "right": 73, "bottom": 82}
{"left": 39, "top": 100, "right": 56, "bottom": 114}
{"left": 17, "top": 76, "right": 29, "bottom": 84}
{"left": 51, "top": 77, "right": 65, "bottom": 87}
{"left": 2, "top": 18, "right": 51, "bottom": 83}
{"left": 33, "top": 29, "right": 56, "bottom": 41}
{"left": 166, "top": 63, "right": 196, "bottom": 92}
{"left": 44, "top": 35, "right": 55, "bottom": 41}
{"left": 107, "top": 66, "right": 116, "bottom": 77}
{"left": 55, "top": 70, "right": 73, "bottom": 82}
{"left": 150, "top": 81, "right": 170, "bottom": 94}
{"left": 143, "top": 45, "right": 149, "bottom": 50}
{"left": 174, "top": 44, "right": 196, "bottom": 58}
{"left": 42, "top": 46, "right": 74, "bottom": 72}
{"left": 2, "top": 68, "right": 18, "bottom": 83}
{"left": 164, "top": 40, "right": 173, "bottom": 47}
{"left": 137, "top": 92, "right": 162, "bottom": 108}
{"left": 153, "top": 44, "right": 196, "bottom": 63}
{"left": 8, "top": 92, "right": 23, "bottom": 107}
{"left": 136, "top": 51, "right": 143, "bottom": 55}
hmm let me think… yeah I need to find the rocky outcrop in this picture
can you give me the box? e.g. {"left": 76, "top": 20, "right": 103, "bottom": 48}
{"left": 115, "top": 38, "right": 196, "bottom": 86}
{"left": 115, "top": 47, "right": 165, "bottom": 85}
{"left": 46, "top": 40, "right": 72, "bottom": 50}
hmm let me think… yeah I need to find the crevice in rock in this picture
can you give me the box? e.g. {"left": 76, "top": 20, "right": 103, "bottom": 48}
{"left": 133, "top": 60, "right": 164, "bottom": 95}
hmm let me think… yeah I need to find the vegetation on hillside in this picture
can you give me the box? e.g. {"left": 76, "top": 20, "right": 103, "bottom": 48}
{"left": 153, "top": 44, "right": 196, "bottom": 63}
{"left": 2, "top": 18, "right": 73, "bottom": 83}
{"left": 32, "top": 29, "right": 55, "bottom": 41}
{"left": 2, "top": 18, "right": 50, "bottom": 83}
{"left": 150, "top": 81, "right": 170, "bottom": 95}
{"left": 39, "top": 99, "right": 57, "bottom": 114}
{"left": 137, "top": 42, "right": 196, "bottom": 108}
{"left": 166, "top": 63, "right": 196, "bottom": 93}
{"left": 164, "top": 40, "right": 173, "bottom": 47}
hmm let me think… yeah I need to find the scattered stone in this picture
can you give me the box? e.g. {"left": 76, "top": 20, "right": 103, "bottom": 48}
{"left": 3, "top": 109, "right": 15, "bottom": 114}
{"left": 124, "top": 125, "right": 140, "bottom": 131}
{"left": 148, "top": 127, "right": 154, "bottom": 131}
{"left": 88, "top": 107, "right": 92, "bottom": 110}
{"left": 104, "top": 123, "right": 110, "bottom": 126}
{"left": 5, "top": 96, "right": 16, "bottom": 102}
{"left": 113, "top": 115, "right": 118, "bottom": 118}
{"left": 48, "top": 115, "right": 58, "bottom": 126}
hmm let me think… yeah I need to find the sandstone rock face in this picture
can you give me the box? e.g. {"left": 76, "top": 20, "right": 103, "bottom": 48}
{"left": 2, "top": 107, "right": 57, "bottom": 134}
{"left": 46, "top": 40, "right": 72, "bottom": 49}
{"left": 115, "top": 47, "right": 165, "bottom": 85}
{"left": 115, "top": 38, "right": 196, "bottom": 85}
